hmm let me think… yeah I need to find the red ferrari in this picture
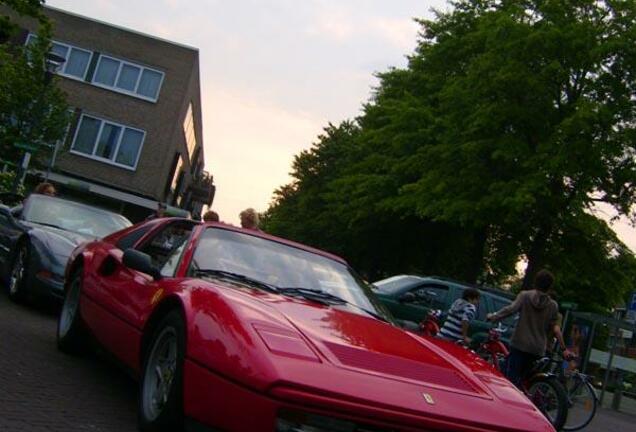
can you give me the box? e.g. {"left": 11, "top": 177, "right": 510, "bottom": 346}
{"left": 57, "top": 218, "right": 554, "bottom": 432}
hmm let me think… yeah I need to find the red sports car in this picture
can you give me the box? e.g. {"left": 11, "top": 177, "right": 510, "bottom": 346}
{"left": 57, "top": 218, "right": 554, "bottom": 432}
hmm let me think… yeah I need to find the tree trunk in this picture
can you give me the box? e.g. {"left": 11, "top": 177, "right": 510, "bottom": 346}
{"left": 464, "top": 227, "right": 488, "bottom": 283}
{"left": 521, "top": 223, "right": 551, "bottom": 290}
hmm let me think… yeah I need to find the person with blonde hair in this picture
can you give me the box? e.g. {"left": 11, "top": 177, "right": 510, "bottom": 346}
{"left": 239, "top": 208, "right": 260, "bottom": 230}
{"left": 34, "top": 182, "right": 56, "bottom": 196}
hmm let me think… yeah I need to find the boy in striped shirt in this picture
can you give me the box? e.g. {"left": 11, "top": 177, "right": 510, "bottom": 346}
{"left": 438, "top": 288, "right": 481, "bottom": 344}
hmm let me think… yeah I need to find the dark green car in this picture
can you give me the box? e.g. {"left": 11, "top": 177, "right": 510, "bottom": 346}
{"left": 372, "top": 275, "right": 517, "bottom": 342}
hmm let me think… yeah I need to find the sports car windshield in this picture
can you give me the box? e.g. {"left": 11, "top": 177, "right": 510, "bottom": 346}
{"left": 191, "top": 228, "right": 393, "bottom": 322}
{"left": 23, "top": 194, "right": 131, "bottom": 238}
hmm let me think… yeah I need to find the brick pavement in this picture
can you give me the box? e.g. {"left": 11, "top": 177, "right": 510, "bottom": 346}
{"left": 0, "top": 293, "right": 137, "bottom": 432}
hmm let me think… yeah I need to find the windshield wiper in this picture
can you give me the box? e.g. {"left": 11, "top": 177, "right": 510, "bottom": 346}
{"left": 278, "top": 287, "right": 389, "bottom": 323}
{"left": 194, "top": 269, "right": 279, "bottom": 293}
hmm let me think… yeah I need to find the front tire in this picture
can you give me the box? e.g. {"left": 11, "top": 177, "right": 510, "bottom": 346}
{"left": 563, "top": 377, "right": 597, "bottom": 431}
{"left": 139, "top": 310, "right": 185, "bottom": 432}
{"left": 57, "top": 268, "right": 86, "bottom": 354}
{"left": 528, "top": 376, "right": 568, "bottom": 431}
{"left": 8, "top": 242, "right": 29, "bottom": 302}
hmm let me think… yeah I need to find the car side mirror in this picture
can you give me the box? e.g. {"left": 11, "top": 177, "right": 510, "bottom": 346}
{"left": 123, "top": 249, "right": 162, "bottom": 280}
{"left": 399, "top": 292, "right": 417, "bottom": 303}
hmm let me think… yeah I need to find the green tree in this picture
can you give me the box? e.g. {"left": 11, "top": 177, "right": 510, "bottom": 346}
{"left": 339, "top": 0, "right": 636, "bottom": 286}
{"left": 0, "top": 0, "right": 69, "bottom": 170}
{"left": 542, "top": 214, "right": 636, "bottom": 313}
{"left": 265, "top": 0, "right": 636, "bottom": 310}
{"left": 1, "top": 1, "right": 44, "bottom": 43}
{"left": 263, "top": 121, "right": 494, "bottom": 281}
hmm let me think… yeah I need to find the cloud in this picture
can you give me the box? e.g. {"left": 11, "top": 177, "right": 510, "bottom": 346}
{"left": 306, "top": 12, "right": 356, "bottom": 42}
{"left": 368, "top": 17, "right": 419, "bottom": 51}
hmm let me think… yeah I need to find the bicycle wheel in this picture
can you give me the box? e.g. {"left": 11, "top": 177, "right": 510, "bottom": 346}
{"left": 527, "top": 376, "right": 568, "bottom": 431}
{"left": 563, "top": 375, "right": 597, "bottom": 431}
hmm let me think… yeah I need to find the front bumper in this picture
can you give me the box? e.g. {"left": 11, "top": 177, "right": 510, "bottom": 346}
{"left": 183, "top": 358, "right": 553, "bottom": 432}
{"left": 28, "top": 259, "right": 65, "bottom": 300}
{"left": 34, "top": 270, "right": 65, "bottom": 300}
{"left": 183, "top": 359, "right": 422, "bottom": 432}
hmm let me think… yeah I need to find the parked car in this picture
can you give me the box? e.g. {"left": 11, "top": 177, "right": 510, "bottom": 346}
{"left": 57, "top": 218, "right": 553, "bottom": 432}
{"left": 373, "top": 275, "right": 518, "bottom": 342}
{"left": 0, "top": 193, "right": 131, "bottom": 301}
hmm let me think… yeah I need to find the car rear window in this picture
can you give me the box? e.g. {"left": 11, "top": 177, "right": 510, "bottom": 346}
{"left": 373, "top": 275, "right": 424, "bottom": 293}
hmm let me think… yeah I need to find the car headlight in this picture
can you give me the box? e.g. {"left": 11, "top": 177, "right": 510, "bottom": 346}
{"left": 253, "top": 325, "right": 320, "bottom": 362}
{"left": 276, "top": 409, "right": 390, "bottom": 432}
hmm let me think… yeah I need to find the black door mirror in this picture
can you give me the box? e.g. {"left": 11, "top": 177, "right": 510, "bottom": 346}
{"left": 123, "top": 249, "right": 162, "bottom": 280}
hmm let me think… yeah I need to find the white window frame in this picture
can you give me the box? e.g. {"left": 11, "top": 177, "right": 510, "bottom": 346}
{"left": 26, "top": 34, "right": 93, "bottom": 82}
{"left": 92, "top": 54, "right": 165, "bottom": 103}
{"left": 70, "top": 113, "right": 146, "bottom": 171}
{"left": 182, "top": 102, "right": 198, "bottom": 158}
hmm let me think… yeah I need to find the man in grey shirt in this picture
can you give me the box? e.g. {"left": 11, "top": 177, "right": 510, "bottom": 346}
{"left": 487, "top": 269, "right": 559, "bottom": 387}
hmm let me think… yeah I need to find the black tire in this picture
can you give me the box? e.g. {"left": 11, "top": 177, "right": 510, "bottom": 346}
{"left": 7, "top": 241, "right": 29, "bottom": 302}
{"left": 562, "top": 376, "right": 597, "bottom": 431}
{"left": 57, "top": 268, "right": 87, "bottom": 354}
{"left": 138, "top": 310, "right": 185, "bottom": 432}
{"left": 528, "top": 376, "right": 569, "bottom": 431}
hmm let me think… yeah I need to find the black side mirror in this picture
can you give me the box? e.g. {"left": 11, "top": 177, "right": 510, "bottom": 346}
{"left": 123, "top": 249, "right": 162, "bottom": 280}
{"left": 399, "top": 292, "right": 417, "bottom": 303}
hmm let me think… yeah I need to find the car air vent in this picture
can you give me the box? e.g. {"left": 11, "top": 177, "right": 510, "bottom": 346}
{"left": 324, "top": 342, "right": 478, "bottom": 394}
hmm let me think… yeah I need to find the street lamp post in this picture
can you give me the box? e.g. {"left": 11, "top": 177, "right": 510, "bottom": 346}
{"left": 11, "top": 51, "right": 65, "bottom": 193}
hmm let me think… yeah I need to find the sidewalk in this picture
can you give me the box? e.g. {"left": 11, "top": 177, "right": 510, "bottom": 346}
{"left": 585, "top": 406, "right": 634, "bottom": 432}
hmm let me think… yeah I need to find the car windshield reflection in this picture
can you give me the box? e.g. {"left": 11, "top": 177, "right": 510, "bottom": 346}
{"left": 23, "top": 194, "right": 132, "bottom": 238}
{"left": 191, "top": 228, "right": 393, "bottom": 322}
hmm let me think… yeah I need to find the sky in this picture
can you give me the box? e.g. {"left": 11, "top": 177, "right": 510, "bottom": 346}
{"left": 46, "top": 0, "right": 636, "bottom": 251}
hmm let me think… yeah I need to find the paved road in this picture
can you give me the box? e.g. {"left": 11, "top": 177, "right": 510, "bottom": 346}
{"left": 1, "top": 290, "right": 634, "bottom": 432}
{"left": 0, "top": 293, "right": 137, "bottom": 432}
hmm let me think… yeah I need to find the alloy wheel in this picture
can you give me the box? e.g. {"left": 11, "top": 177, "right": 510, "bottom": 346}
{"left": 142, "top": 326, "right": 178, "bottom": 422}
{"left": 9, "top": 246, "right": 26, "bottom": 296}
{"left": 59, "top": 277, "right": 81, "bottom": 339}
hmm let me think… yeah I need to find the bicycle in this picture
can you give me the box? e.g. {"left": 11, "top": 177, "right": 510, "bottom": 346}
{"left": 476, "top": 326, "right": 569, "bottom": 431}
{"left": 546, "top": 350, "right": 597, "bottom": 431}
{"left": 419, "top": 309, "right": 443, "bottom": 336}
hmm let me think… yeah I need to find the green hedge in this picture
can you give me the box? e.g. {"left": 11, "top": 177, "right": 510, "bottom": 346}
{"left": 0, "top": 171, "right": 25, "bottom": 195}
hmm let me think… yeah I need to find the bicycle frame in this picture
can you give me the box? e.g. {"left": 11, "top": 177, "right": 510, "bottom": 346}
{"left": 419, "top": 309, "right": 442, "bottom": 336}
{"left": 480, "top": 327, "right": 509, "bottom": 371}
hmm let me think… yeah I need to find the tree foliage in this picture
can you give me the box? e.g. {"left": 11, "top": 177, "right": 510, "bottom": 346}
{"left": 0, "top": 0, "right": 69, "bottom": 169}
{"left": 1, "top": 1, "right": 44, "bottom": 42}
{"left": 264, "top": 0, "right": 636, "bottom": 311}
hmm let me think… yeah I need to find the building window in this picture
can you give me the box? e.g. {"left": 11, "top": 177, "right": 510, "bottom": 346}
{"left": 92, "top": 54, "right": 164, "bottom": 102}
{"left": 26, "top": 34, "right": 92, "bottom": 80}
{"left": 71, "top": 114, "right": 145, "bottom": 170}
{"left": 171, "top": 155, "right": 184, "bottom": 191}
{"left": 183, "top": 102, "right": 197, "bottom": 159}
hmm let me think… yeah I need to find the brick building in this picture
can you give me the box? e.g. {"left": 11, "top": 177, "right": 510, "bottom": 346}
{"left": 4, "top": 5, "right": 214, "bottom": 221}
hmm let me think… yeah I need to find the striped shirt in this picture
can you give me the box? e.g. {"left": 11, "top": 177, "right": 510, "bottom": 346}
{"left": 439, "top": 299, "right": 477, "bottom": 342}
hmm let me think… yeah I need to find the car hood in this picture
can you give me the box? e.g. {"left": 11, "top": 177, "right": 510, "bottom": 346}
{"left": 263, "top": 297, "right": 552, "bottom": 432}
{"left": 25, "top": 222, "right": 93, "bottom": 260}
{"left": 273, "top": 299, "right": 487, "bottom": 394}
